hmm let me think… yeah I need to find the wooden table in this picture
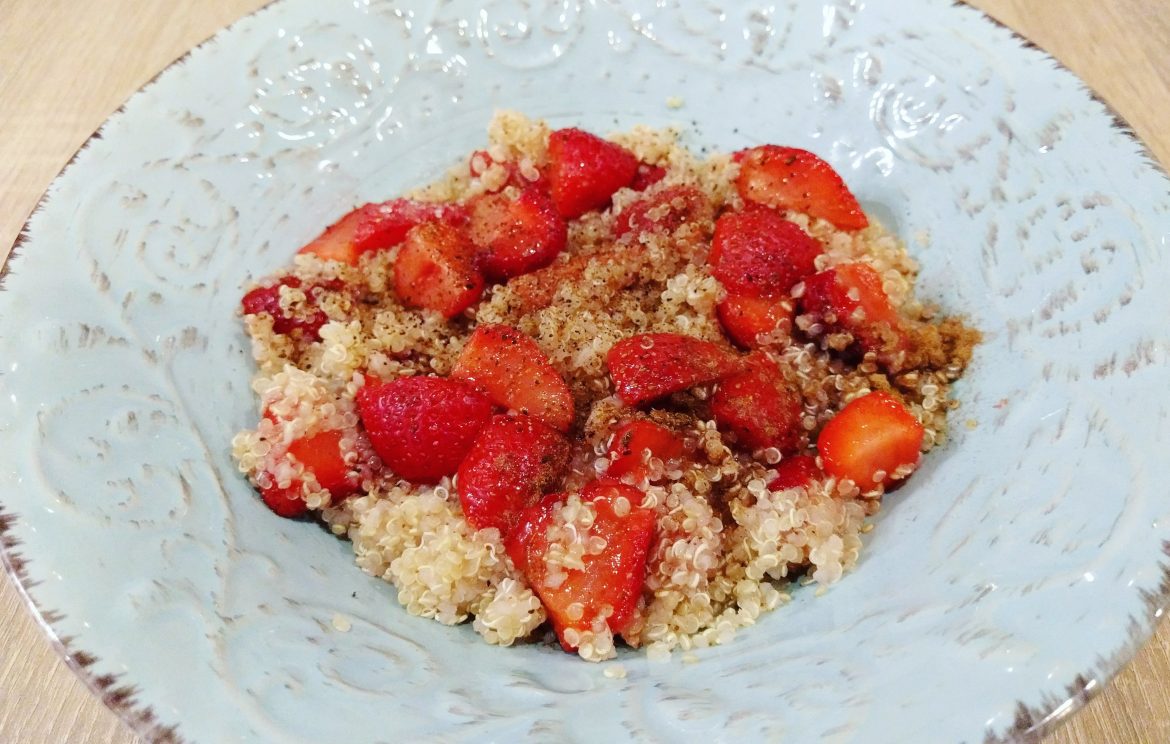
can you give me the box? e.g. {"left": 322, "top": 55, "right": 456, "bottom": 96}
{"left": 1, "top": 1, "right": 1167, "bottom": 741}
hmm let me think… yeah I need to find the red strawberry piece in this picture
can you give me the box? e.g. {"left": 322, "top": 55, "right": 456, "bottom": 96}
{"left": 709, "top": 208, "right": 822, "bottom": 297}
{"left": 468, "top": 150, "right": 543, "bottom": 192}
{"left": 257, "top": 429, "right": 356, "bottom": 517}
{"left": 606, "top": 333, "right": 746, "bottom": 406}
{"left": 468, "top": 187, "right": 568, "bottom": 280}
{"left": 767, "top": 454, "right": 822, "bottom": 491}
{"left": 469, "top": 149, "right": 497, "bottom": 180}
{"left": 287, "top": 428, "right": 356, "bottom": 497}
{"left": 352, "top": 198, "right": 468, "bottom": 256}
{"left": 605, "top": 420, "right": 685, "bottom": 481}
{"left": 506, "top": 481, "right": 656, "bottom": 650}
{"left": 297, "top": 207, "right": 365, "bottom": 265}
{"left": 546, "top": 127, "right": 639, "bottom": 218}
{"left": 717, "top": 293, "right": 794, "bottom": 349}
{"left": 356, "top": 376, "right": 494, "bottom": 484}
{"left": 393, "top": 221, "right": 485, "bottom": 318}
{"left": 468, "top": 149, "right": 512, "bottom": 185}
{"left": 614, "top": 185, "right": 713, "bottom": 240}
{"left": 259, "top": 483, "right": 309, "bottom": 518}
{"left": 711, "top": 355, "right": 804, "bottom": 453}
{"left": 241, "top": 276, "right": 331, "bottom": 338}
{"left": 630, "top": 163, "right": 667, "bottom": 191}
{"left": 505, "top": 493, "right": 558, "bottom": 580}
{"left": 503, "top": 254, "right": 592, "bottom": 315}
{"left": 816, "top": 390, "right": 924, "bottom": 489}
{"left": 735, "top": 145, "right": 868, "bottom": 231}
{"left": 799, "top": 262, "right": 907, "bottom": 359}
{"left": 451, "top": 324, "right": 575, "bottom": 432}
{"left": 457, "top": 414, "right": 570, "bottom": 535}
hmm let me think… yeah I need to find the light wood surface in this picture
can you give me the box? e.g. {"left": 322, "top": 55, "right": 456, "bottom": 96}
{"left": 1, "top": 1, "right": 1167, "bottom": 741}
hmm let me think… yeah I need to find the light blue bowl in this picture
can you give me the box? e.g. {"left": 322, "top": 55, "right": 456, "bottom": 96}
{"left": 2, "top": 1, "right": 1168, "bottom": 741}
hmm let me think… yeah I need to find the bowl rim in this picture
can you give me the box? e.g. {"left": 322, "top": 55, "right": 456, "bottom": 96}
{"left": 1, "top": 2, "right": 1168, "bottom": 742}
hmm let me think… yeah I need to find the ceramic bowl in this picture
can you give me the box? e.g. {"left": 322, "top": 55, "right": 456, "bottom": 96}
{"left": 2, "top": 1, "right": 1169, "bottom": 741}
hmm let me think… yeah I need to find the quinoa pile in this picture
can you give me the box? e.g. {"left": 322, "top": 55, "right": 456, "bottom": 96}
{"left": 232, "top": 111, "right": 978, "bottom": 661}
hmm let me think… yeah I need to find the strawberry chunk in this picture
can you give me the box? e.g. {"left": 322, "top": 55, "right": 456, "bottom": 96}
{"left": 711, "top": 355, "right": 804, "bottom": 453}
{"left": 605, "top": 420, "right": 685, "bottom": 481}
{"left": 241, "top": 276, "right": 332, "bottom": 338}
{"left": 816, "top": 390, "right": 924, "bottom": 490}
{"left": 468, "top": 150, "right": 542, "bottom": 192}
{"left": 297, "top": 201, "right": 468, "bottom": 264}
{"left": 451, "top": 324, "right": 575, "bottom": 432}
{"left": 717, "top": 293, "right": 794, "bottom": 349}
{"left": 606, "top": 333, "right": 745, "bottom": 406}
{"left": 768, "top": 454, "right": 822, "bottom": 491}
{"left": 503, "top": 254, "right": 595, "bottom": 315}
{"left": 709, "top": 208, "right": 822, "bottom": 297}
{"left": 457, "top": 414, "right": 570, "bottom": 535}
{"left": 353, "top": 198, "right": 468, "bottom": 256}
{"left": 799, "top": 262, "right": 907, "bottom": 361}
{"left": 614, "top": 185, "right": 713, "bottom": 240}
{"left": 735, "top": 145, "right": 868, "bottom": 231}
{"left": 468, "top": 187, "right": 568, "bottom": 280}
{"left": 393, "top": 222, "right": 485, "bottom": 318}
{"left": 356, "top": 376, "right": 494, "bottom": 484}
{"left": 546, "top": 128, "right": 639, "bottom": 218}
{"left": 297, "top": 207, "right": 365, "bottom": 264}
{"left": 258, "top": 429, "right": 356, "bottom": 517}
{"left": 506, "top": 481, "right": 656, "bottom": 650}
{"left": 259, "top": 483, "right": 309, "bottom": 518}
{"left": 469, "top": 149, "right": 500, "bottom": 180}
{"left": 630, "top": 163, "right": 667, "bottom": 191}
{"left": 287, "top": 429, "right": 356, "bottom": 497}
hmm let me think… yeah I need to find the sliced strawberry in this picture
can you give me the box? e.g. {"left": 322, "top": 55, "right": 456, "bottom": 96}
{"left": 352, "top": 198, "right": 468, "bottom": 256}
{"left": 297, "top": 207, "right": 365, "bottom": 264}
{"left": 356, "top": 376, "right": 494, "bottom": 484}
{"left": 451, "top": 324, "right": 575, "bottom": 432}
{"left": 606, "top": 333, "right": 745, "bottom": 406}
{"left": 502, "top": 254, "right": 593, "bottom": 315}
{"left": 259, "top": 483, "right": 309, "bottom": 518}
{"left": 469, "top": 149, "right": 498, "bottom": 180}
{"left": 605, "top": 419, "right": 685, "bottom": 481}
{"left": 457, "top": 414, "right": 570, "bottom": 535}
{"left": 287, "top": 429, "right": 356, "bottom": 497}
{"left": 505, "top": 493, "right": 559, "bottom": 579}
{"left": 614, "top": 185, "right": 713, "bottom": 240}
{"left": 257, "top": 429, "right": 356, "bottom": 517}
{"left": 468, "top": 187, "right": 567, "bottom": 280}
{"left": 546, "top": 127, "right": 639, "bottom": 218}
{"left": 717, "top": 293, "right": 794, "bottom": 349}
{"left": 735, "top": 145, "right": 868, "bottom": 231}
{"left": 393, "top": 221, "right": 485, "bottom": 318}
{"left": 768, "top": 454, "right": 822, "bottom": 491}
{"left": 506, "top": 481, "right": 656, "bottom": 650}
{"left": 816, "top": 390, "right": 924, "bottom": 489}
{"left": 799, "top": 262, "right": 907, "bottom": 359}
{"left": 241, "top": 276, "right": 332, "bottom": 338}
{"left": 711, "top": 355, "right": 804, "bottom": 453}
{"left": 709, "top": 208, "right": 822, "bottom": 297}
{"left": 630, "top": 162, "right": 667, "bottom": 191}
{"left": 468, "top": 150, "right": 542, "bottom": 192}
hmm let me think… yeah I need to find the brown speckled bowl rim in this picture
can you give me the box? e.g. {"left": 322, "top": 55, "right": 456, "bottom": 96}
{"left": 1, "top": 2, "right": 1168, "bottom": 742}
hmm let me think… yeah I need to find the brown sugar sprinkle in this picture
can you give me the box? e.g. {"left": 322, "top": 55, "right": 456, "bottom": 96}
{"left": 232, "top": 111, "right": 979, "bottom": 662}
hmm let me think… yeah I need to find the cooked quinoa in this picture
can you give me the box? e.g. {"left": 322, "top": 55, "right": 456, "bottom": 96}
{"left": 232, "top": 111, "right": 978, "bottom": 662}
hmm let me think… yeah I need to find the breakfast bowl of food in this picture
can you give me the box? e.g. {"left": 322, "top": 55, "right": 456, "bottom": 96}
{"left": 1, "top": 1, "right": 1168, "bottom": 742}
